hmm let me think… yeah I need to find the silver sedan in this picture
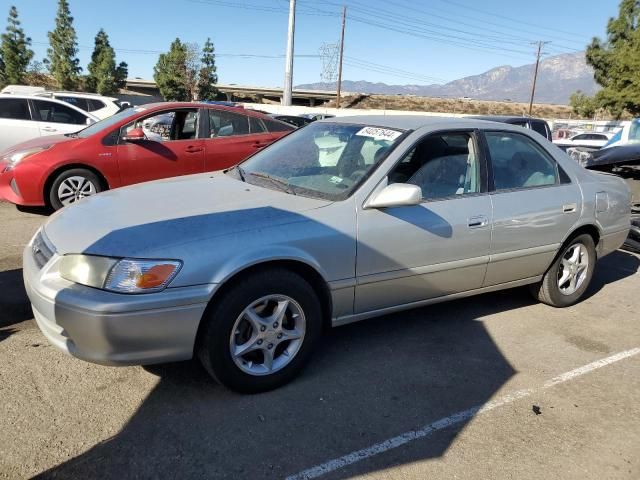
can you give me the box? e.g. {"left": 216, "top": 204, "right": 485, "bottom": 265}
{"left": 24, "top": 116, "right": 631, "bottom": 392}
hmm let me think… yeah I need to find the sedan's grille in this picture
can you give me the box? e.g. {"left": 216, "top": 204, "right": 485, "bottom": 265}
{"left": 32, "top": 230, "right": 55, "bottom": 269}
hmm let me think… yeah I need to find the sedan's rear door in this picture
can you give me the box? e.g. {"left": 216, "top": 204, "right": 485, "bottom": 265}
{"left": 482, "top": 130, "right": 581, "bottom": 286}
{"left": 202, "top": 108, "right": 270, "bottom": 171}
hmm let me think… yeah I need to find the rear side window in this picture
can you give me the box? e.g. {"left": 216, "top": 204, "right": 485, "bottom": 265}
{"left": 87, "top": 99, "right": 106, "bottom": 112}
{"left": 32, "top": 100, "right": 88, "bottom": 125}
{"left": 208, "top": 109, "right": 249, "bottom": 137}
{"left": 485, "top": 131, "right": 558, "bottom": 190}
{"left": 249, "top": 116, "right": 266, "bottom": 134}
{"left": 0, "top": 98, "right": 30, "bottom": 120}
{"left": 530, "top": 120, "right": 549, "bottom": 139}
{"left": 263, "top": 118, "right": 294, "bottom": 133}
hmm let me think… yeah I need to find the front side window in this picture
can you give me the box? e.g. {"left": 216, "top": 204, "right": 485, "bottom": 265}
{"left": 122, "top": 109, "right": 199, "bottom": 142}
{"left": 388, "top": 132, "right": 480, "bottom": 200}
{"left": 485, "top": 131, "right": 558, "bottom": 190}
{"left": 32, "top": 100, "right": 88, "bottom": 125}
{"left": 208, "top": 109, "right": 249, "bottom": 137}
{"left": 236, "top": 122, "right": 404, "bottom": 200}
{"left": 0, "top": 98, "right": 30, "bottom": 120}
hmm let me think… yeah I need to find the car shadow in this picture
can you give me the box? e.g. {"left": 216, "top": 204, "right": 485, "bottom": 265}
{"left": 583, "top": 249, "right": 640, "bottom": 300}
{"left": 0, "top": 269, "right": 32, "bottom": 328}
{"left": 34, "top": 288, "right": 532, "bottom": 480}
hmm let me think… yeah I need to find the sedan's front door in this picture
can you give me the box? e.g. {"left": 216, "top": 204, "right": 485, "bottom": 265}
{"left": 355, "top": 131, "right": 492, "bottom": 313}
{"left": 0, "top": 98, "right": 39, "bottom": 151}
{"left": 116, "top": 109, "right": 204, "bottom": 186}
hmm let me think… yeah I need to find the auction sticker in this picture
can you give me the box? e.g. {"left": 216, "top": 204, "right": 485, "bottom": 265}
{"left": 356, "top": 126, "right": 402, "bottom": 141}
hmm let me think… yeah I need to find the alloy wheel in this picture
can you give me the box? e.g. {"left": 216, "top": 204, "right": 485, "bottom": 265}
{"left": 229, "top": 295, "right": 306, "bottom": 376}
{"left": 557, "top": 242, "right": 589, "bottom": 295}
{"left": 57, "top": 176, "right": 97, "bottom": 206}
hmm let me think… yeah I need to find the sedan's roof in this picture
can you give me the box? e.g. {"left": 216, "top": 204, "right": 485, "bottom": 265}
{"left": 323, "top": 114, "right": 529, "bottom": 132}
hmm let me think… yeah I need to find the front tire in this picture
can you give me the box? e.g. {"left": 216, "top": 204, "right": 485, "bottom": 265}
{"left": 197, "top": 268, "right": 323, "bottom": 393}
{"left": 48, "top": 168, "right": 103, "bottom": 210}
{"left": 531, "top": 233, "right": 596, "bottom": 307}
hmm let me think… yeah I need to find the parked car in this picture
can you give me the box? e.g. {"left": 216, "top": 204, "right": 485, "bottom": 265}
{"left": 0, "top": 102, "right": 293, "bottom": 209}
{"left": 471, "top": 115, "right": 553, "bottom": 141}
{"left": 35, "top": 91, "right": 127, "bottom": 119}
{"left": 269, "top": 113, "right": 313, "bottom": 128}
{"left": 0, "top": 95, "right": 97, "bottom": 152}
{"left": 553, "top": 132, "right": 615, "bottom": 151}
{"left": 301, "top": 113, "right": 335, "bottom": 121}
{"left": 23, "top": 116, "right": 631, "bottom": 392}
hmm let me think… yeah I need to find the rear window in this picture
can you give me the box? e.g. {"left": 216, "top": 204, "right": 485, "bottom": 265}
{"left": 0, "top": 98, "right": 30, "bottom": 120}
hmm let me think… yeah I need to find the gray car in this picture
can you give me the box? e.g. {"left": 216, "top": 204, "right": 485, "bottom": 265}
{"left": 23, "top": 116, "right": 631, "bottom": 392}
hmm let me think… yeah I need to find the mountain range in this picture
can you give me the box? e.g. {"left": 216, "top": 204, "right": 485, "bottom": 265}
{"left": 296, "top": 52, "right": 598, "bottom": 105}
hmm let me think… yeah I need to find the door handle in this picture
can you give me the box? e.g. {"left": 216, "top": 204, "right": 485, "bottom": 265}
{"left": 41, "top": 127, "right": 57, "bottom": 132}
{"left": 185, "top": 146, "right": 203, "bottom": 153}
{"left": 253, "top": 143, "right": 267, "bottom": 149}
{"left": 562, "top": 203, "right": 577, "bottom": 213}
{"left": 468, "top": 215, "right": 488, "bottom": 228}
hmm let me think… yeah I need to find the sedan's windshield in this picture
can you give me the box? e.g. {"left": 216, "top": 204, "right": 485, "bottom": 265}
{"left": 236, "top": 122, "right": 405, "bottom": 200}
{"left": 75, "top": 107, "right": 148, "bottom": 138}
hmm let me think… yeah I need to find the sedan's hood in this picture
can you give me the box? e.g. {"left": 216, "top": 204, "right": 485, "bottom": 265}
{"left": 44, "top": 173, "right": 332, "bottom": 257}
{"left": 0, "top": 134, "right": 74, "bottom": 156}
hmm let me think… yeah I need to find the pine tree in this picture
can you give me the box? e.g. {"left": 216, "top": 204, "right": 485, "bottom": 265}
{"left": 46, "top": 0, "right": 81, "bottom": 90}
{"left": 586, "top": 0, "right": 640, "bottom": 117}
{"left": 0, "top": 6, "right": 34, "bottom": 85}
{"left": 86, "top": 29, "right": 124, "bottom": 95}
{"left": 197, "top": 37, "right": 218, "bottom": 100}
{"left": 154, "top": 38, "right": 189, "bottom": 101}
{"left": 115, "top": 61, "right": 128, "bottom": 89}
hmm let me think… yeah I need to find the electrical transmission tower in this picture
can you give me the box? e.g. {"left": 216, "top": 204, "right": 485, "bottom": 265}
{"left": 319, "top": 42, "right": 339, "bottom": 84}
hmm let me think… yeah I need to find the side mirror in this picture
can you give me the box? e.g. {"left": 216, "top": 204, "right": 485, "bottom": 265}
{"left": 123, "top": 127, "right": 147, "bottom": 142}
{"left": 85, "top": 117, "right": 94, "bottom": 126}
{"left": 366, "top": 183, "right": 422, "bottom": 209}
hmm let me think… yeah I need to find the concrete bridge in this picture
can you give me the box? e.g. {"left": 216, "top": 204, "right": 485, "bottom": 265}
{"left": 123, "top": 79, "right": 337, "bottom": 106}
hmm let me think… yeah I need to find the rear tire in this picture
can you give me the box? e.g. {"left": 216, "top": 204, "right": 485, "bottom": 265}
{"left": 530, "top": 233, "right": 596, "bottom": 307}
{"left": 48, "top": 168, "right": 103, "bottom": 210}
{"left": 197, "top": 268, "right": 323, "bottom": 393}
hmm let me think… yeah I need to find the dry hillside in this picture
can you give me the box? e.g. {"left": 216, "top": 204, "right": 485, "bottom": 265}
{"left": 332, "top": 94, "right": 581, "bottom": 119}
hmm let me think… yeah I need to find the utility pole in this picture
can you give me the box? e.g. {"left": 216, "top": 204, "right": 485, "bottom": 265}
{"left": 528, "top": 41, "right": 550, "bottom": 116}
{"left": 336, "top": 5, "right": 347, "bottom": 108}
{"left": 283, "top": 0, "right": 296, "bottom": 106}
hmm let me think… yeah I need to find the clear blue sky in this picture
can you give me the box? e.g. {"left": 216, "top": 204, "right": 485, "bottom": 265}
{"left": 0, "top": 0, "right": 621, "bottom": 86}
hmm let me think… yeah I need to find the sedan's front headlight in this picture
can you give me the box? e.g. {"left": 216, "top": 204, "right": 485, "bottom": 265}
{"left": 60, "top": 255, "right": 182, "bottom": 294}
{"left": 3, "top": 145, "right": 52, "bottom": 170}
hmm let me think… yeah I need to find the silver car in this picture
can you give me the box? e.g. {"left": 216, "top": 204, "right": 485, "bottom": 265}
{"left": 23, "top": 116, "right": 631, "bottom": 392}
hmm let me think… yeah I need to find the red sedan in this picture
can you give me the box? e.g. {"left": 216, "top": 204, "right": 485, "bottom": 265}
{"left": 0, "top": 102, "right": 293, "bottom": 209}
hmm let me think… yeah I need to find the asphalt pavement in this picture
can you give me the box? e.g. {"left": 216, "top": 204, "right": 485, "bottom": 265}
{"left": 0, "top": 200, "right": 639, "bottom": 480}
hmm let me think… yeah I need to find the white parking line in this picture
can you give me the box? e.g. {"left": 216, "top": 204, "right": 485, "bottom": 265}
{"left": 286, "top": 347, "right": 640, "bottom": 480}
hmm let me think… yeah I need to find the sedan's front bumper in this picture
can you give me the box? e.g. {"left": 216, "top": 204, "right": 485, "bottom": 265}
{"left": 23, "top": 240, "right": 215, "bottom": 366}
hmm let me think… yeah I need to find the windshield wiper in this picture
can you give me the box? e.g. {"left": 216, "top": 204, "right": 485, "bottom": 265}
{"left": 235, "top": 165, "right": 246, "bottom": 182}
{"left": 246, "top": 172, "right": 296, "bottom": 195}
